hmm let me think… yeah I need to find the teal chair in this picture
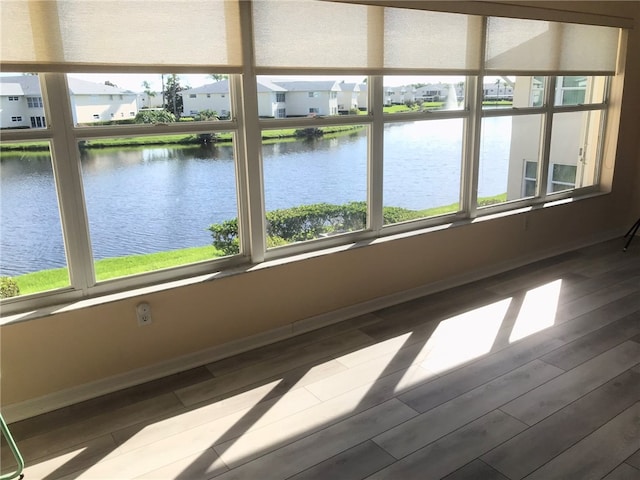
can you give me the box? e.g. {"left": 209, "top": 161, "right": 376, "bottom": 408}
{"left": 0, "top": 413, "right": 24, "bottom": 480}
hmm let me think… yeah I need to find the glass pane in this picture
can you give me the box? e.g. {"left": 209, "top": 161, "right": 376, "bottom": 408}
{"left": 66, "top": 73, "right": 233, "bottom": 127}
{"left": 262, "top": 126, "right": 367, "bottom": 247}
{"left": 554, "top": 76, "right": 607, "bottom": 106}
{"left": 257, "top": 75, "right": 367, "bottom": 117}
{"left": 478, "top": 114, "right": 543, "bottom": 206}
{"left": 383, "top": 119, "right": 463, "bottom": 225}
{"left": 79, "top": 134, "right": 238, "bottom": 281}
{"left": 0, "top": 73, "right": 47, "bottom": 130}
{"left": 384, "top": 76, "right": 466, "bottom": 113}
{"left": 547, "top": 110, "right": 603, "bottom": 194}
{"left": 0, "top": 142, "right": 70, "bottom": 297}
{"left": 483, "top": 75, "right": 548, "bottom": 109}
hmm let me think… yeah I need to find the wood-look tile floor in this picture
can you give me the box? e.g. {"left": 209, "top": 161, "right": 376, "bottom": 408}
{"left": 3, "top": 238, "right": 640, "bottom": 479}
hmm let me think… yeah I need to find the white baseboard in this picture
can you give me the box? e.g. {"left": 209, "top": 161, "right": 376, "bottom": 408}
{"left": 2, "top": 229, "right": 622, "bottom": 423}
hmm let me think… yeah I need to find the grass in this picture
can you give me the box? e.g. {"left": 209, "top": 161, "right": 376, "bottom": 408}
{"left": 9, "top": 193, "right": 510, "bottom": 297}
{"left": 13, "top": 245, "right": 221, "bottom": 295}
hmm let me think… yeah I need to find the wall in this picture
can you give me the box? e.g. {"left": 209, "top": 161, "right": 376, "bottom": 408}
{"left": 1, "top": 1, "right": 639, "bottom": 418}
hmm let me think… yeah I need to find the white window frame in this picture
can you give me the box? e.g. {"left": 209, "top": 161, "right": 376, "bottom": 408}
{"left": 0, "top": 2, "right": 623, "bottom": 315}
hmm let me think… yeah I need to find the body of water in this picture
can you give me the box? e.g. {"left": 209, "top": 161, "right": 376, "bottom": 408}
{"left": 0, "top": 117, "right": 511, "bottom": 276}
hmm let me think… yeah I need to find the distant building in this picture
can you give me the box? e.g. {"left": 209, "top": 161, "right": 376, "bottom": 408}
{"left": 68, "top": 78, "right": 138, "bottom": 124}
{"left": 0, "top": 76, "right": 138, "bottom": 128}
{"left": 181, "top": 79, "right": 342, "bottom": 118}
{"left": 357, "top": 83, "right": 368, "bottom": 110}
{"left": 137, "top": 91, "right": 163, "bottom": 110}
{"left": 336, "top": 82, "right": 360, "bottom": 114}
{"left": 0, "top": 75, "right": 46, "bottom": 129}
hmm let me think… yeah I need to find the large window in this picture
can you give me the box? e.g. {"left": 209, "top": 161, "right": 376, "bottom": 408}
{"left": 0, "top": 1, "right": 624, "bottom": 312}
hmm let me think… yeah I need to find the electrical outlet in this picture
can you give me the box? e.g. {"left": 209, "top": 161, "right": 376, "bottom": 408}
{"left": 136, "top": 302, "right": 152, "bottom": 326}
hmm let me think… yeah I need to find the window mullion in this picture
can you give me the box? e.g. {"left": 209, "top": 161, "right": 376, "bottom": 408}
{"left": 42, "top": 73, "right": 96, "bottom": 292}
{"left": 238, "top": 0, "right": 266, "bottom": 263}
{"left": 465, "top": 17, "right": 488, "bottom": 218}
{"left": 537, "top": 76, "right": 556, "bottom": 200}
{"left": 368, "top": 75, "right": 384, "bottom": 233}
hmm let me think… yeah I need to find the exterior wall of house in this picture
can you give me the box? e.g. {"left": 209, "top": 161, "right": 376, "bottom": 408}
{"left": 507, "top": 76, "right": 602, "bottom": 199}
{"left": 0, "top": 96, "right": 31, "bottom": 128}
{"left": 337, "top": 88, "right": 358, "bottom": 112}
{"left": 285, "top": 91, "right": 338, "bottom": 116}
{"left": 137, "top": 92, "right": 163, "bottom": 109}
{"left": 70, "top": 94, "right": 138, "bottom": 124}
{"left": 257, "top": 92, "right": 279, "bottom": 117}
{"left": 357, "top": 85, "right": 368, "bottom": 110}
{"left": 182, "top": 93, "right": 231, "bottom": 117}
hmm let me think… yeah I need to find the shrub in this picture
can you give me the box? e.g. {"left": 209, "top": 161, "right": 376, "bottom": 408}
{"left": 195, "top": 109, "right": 219, "bottom": 121}
{"left": 209, "top": 218, "right": 240, "bottom": 255}
{"left": 0, "top": 276, "right": 20, "bottom": 298}
{"left": 295, "top": 128, "right": 323, "bottom": 138}
{"left": 134, "top": 110, "right": 176, "bottom": 124}
{"left": 208, "top": 201, "right": 430, "bottom": 254}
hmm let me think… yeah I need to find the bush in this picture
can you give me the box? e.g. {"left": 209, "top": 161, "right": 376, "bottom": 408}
{"left": 208, "top": 202, "right": 430, "bottom": 254}
{"left": 195, "top": 109, "right": 219, "bottom": 121}
{"left": 0, "top": 276, "right": 20, "bottom": 298}
{"left": 295, "top": 128, "right": 323, "bottom": 138}
{"left": 134, "top": 110, "right": 176, "bottom": 124}
{"left": 209, "top": 218, "right": 240, "bottom": 255}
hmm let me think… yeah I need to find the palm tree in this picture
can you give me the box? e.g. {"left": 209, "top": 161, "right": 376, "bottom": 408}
{"left": 141, "top": 80, "right": 156, "bottom": 109}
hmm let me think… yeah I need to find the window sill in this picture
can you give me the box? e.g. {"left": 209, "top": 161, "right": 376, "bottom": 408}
{"left": 0, "top": 189, "right": 610, "bottom": 327}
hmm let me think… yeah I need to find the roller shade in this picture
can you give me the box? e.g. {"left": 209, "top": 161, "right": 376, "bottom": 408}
{"left": 485, "top": 17, "right": 620, "bottom": 74}
{"left": 0, "top": 0, "right": 242, "bottom": 71}
{"left": 252, "top": 0, "right": 482, "bottom": 73}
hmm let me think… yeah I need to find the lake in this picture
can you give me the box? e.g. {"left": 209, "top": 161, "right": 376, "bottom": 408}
{"left": 0, "top": 117, "right": 511, "bottom": 276}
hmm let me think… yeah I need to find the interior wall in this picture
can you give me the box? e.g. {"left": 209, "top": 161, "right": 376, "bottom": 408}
{"left": 1, "top": 1, "right": 639, "bottom": 411}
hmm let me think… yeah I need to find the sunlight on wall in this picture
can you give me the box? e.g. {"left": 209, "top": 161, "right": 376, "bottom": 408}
{"left": 420, "top": 298, "right": 512, "bottom": 374}
{"left": 509, "top": 279, "right": 563, "bottom": 342}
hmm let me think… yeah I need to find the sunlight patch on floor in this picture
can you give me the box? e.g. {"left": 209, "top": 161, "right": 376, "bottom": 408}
{"left": 420, "top": 298, "right": 512, "bottom": 374}
{"left": 509, "top": 279, "right": 562, "bottom": 343}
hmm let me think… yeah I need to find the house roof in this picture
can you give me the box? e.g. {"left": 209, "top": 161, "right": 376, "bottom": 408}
{"left": 181, "top": 78, "right": 287, "bottom": 95}
{"left": 67, "top": 77, "right": 135, "bottom": 95}
{"left": 339, "top": 82, "right": 360, "bottom": 93}
{"left": 0, "top": 75, "right": 41, "bottom": 96}
{"left": 0, "top": 83, "right": 24, "bottom": 96}
{"left": 272, "top": 81, "right": 340, "bottom": 92}
{"left": 182, "top": 80, "right": 230, "bottom": 94}
{"left": 0, "top": 75, "right": 136, "bottom": 96}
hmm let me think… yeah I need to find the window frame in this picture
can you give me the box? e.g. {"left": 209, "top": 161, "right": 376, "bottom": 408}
{"left": 0, "top": 3, "right": 623, "bottom": 315}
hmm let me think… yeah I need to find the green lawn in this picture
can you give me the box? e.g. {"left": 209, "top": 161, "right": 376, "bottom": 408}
{"left": 9, "top": 193, "right": 509, "bottom": 297}
{"left": 14, "top": 245, "right": 221, "bottom": 295}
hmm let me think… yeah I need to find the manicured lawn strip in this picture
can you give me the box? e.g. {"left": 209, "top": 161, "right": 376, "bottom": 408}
{"left": 15, "top": 245, "right": 222, "bottom": 295}
{"left": 13, "top": 194, "right": 509, "bottom": 295}
{"left": 1, "top": 141, "right": 50, "bottom": 152}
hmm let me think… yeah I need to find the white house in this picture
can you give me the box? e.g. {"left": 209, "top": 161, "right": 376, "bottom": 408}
{"left": 336, "top": 82, "right": 360, "bottom": 114}
{"left": 181, "top": 80, "right": 233, "bottom": 118}
{"left": 506, "top": 75, "right": 599, "bottom": 200}
{"left": 0, "top": 75, "right": 46, "bottom": 129}
{"left": 67, "top": 78, "right": 138, "bottom": 124}
{"left": 265, "top": 80, "right": 341, "bottom": 117}
{"left": 181, "top": 79, "right": 341, "bottom": 118}
{"left": 256, "top": 78, "right": 288, "bottom": 118}
{"left": 483, "top": 80, "right": 514, "bottom": 100}
{"left": 357, "top": 83, "right": 368, "bottom": 110}
{"left": 384, "top": 85, "right": 417, "bottom": 105}
{"left": 137, "top": 91, "right": 163, "bottom": 110}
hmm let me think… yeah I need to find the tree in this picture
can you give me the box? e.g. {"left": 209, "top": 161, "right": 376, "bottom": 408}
{"left": 104, "top": 80, "right": 118, "bottom": 88}
{"left": 134, "top": 110, "right": 176, "bottom": 124}
{"left": 164, "top": 74, "right": 184, "bottom": 118}
{"left": 209, "top": 74, "right": 228, "bottom": 82}
{"left": 141, "top": 80, "right": 156, "bottom": 109}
